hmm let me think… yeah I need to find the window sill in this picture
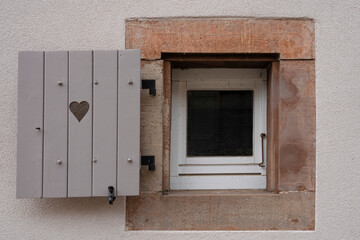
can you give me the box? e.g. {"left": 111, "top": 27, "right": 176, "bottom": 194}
{"left": 126, "top": 190, "right": 315, "bottom": 231}
{"left": 164, "top": 189, "right": 272, "bottom": 196}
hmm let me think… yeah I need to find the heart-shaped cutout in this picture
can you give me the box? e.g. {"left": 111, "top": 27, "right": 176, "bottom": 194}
{"left": 70, "top": 101, "right": 89, "bottom": 122}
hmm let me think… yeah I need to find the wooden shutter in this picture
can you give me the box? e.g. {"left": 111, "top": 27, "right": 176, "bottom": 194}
{"left": 117, "top": 50, "right": 141, "bottom": 196}
{"left": 17, "top": 52, "right": 44, "bottom": 198}
{"left": 43, "top": 51, "right": 68, "bottom": 198}
{"left": 17, "top": 50, "right": 140, "bottom": 198}
{"left": 92, "top": 50, "right": 117, "bottom": 196}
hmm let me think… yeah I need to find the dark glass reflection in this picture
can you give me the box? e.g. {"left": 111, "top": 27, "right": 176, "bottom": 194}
{"left": 187, "top": 91, "right": 253, "bottom": 156}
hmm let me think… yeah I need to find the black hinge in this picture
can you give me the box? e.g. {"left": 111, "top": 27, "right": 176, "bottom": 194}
{"left": 141, "top": 79, "right": 156, "bottom": 96}
{"left": 141, "top": 156, "right": 155, "bottom": 171}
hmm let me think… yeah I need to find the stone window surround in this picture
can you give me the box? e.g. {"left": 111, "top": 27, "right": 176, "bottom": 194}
{"left": 125, "top": 17, "right": 316, "bottom": 231}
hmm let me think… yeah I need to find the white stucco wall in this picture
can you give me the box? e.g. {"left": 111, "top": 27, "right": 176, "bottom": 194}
{"left": 1, "top": 0, "right": 359, "bottom": 239}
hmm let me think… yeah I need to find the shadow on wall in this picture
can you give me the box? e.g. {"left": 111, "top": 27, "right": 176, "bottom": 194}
{"left": 16, "top": 196, "right": 125, "bottom": 217}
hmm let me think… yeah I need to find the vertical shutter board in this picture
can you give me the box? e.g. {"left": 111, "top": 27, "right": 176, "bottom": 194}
{"left": 17, "top": 51, "right": 44, "bottom": 198}
{"left": 43, "top": 51, "right": 68, "bottom": 198}
{"left": 68, "top": 51, "right": 92, "bottom": 197}
{"left": 117, "top": 50, "right": 141, "bottom": 196}
{"left": 92, "top": 50, "right": 117, "bottom": 196}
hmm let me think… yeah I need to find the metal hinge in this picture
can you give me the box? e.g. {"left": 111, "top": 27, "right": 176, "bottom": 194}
{"left": 141, "top": 156, "right": 155, "bottom": 171}
{"left": 141, "top": 79, "right": 156, "bottom": 96}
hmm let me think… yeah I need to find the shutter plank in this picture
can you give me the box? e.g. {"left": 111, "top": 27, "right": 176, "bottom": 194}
{"left": 17, "top": 51, "right": 44, "bottom": 198}
{"left": 92, "top": 51, "right": 117, "bottom": 196}
{"left": 68, "top": 51, "right": 92, "bottom": 197}
{"left": 118, "top": 50, "right": 140, "bottom": 196}
{"left": 43, "top": 51, "right": 68, "bottom": 197}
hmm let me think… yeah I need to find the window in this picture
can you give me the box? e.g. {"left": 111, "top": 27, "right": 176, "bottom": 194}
{"left": 170, "top": 68, "right": 267, "bottom": 190}
{"left": 126, "top": 18, "right": 316, "bottom": 231}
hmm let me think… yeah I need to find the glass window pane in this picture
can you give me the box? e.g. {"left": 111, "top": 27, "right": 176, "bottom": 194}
{"left": 187, "top": 91, "right": 253, "bottom": 156}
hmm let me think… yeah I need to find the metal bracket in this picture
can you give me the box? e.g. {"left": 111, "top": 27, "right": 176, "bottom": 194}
{"left": 141, "top": 156, "right": 155, "bottom": 171}
{"left": 141, "top": 79, "right": 156, "bottom": 96}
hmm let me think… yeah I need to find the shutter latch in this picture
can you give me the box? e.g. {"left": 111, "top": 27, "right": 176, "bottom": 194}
{"left": 108, "top": 186, "right": 116, "bottom": 205}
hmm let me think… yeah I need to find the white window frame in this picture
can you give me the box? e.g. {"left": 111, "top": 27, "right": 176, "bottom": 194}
{"left": 170, "top": 68, "right": 267, "bottom": 190}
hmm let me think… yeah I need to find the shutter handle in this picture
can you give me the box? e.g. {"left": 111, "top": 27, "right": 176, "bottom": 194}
{"left": 259, "top": 133, "right": 266, "bottom": 167}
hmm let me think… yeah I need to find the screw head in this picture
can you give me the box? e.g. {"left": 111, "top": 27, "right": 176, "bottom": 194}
{"left": 127, "top": 157, "right": 133, "bottom": 162}
{"left": 58, "top": 81, "right": 63, "bottom": 86}
{"left": 128, "top": 79, "right": 133, "bottom": 85}
{"left": 56, "top": 159, "right": 62, "bottom": 165}
{"left": 94, "top": 80, "right": 99, "bottom": 85}
{"left": 93, "top": 159, "right": 97, "bottom": 163}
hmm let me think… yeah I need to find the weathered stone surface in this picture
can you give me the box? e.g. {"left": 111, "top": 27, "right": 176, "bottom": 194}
{"left": 126, "top": 18, "right": 314, "bottom": 60}
{"left": 140, "top": 60, "right": 164, "bottom": 192}
{"left": 162, "top": 61, "right": 171, "bottom": 192}
{"left": 267, "top": 61, "right": 281, "bottom": 192}
{"left": 279, "top": 60, "right": 316, "bottom": 191}
{"left": 127, "top": 191, "right": 315, "bottom": 230}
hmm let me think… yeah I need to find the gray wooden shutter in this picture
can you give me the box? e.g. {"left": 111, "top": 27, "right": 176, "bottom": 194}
{"left": 92, "top": 50, "right": 118, "bottom": 196}
{"left": 117, "top": 50, "right": 141, "bottom": 196}
{"left": 17, "top": 52, "right": 44, "bottom": 198}
{"left": 43, "top": 51, "right": 68, "bottom": 198}
{"left": 17, "top": 50, "right": 141, "bottom": 198}
{"left": 68, "top": 51, "right": 93, "bottom": 197}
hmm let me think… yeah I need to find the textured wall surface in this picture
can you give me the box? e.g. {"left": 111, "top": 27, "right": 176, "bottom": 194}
{"left": 0, "top": 0, "right": 359, "bottom": 239}
{"left": 126, "top": 18, "right": 315, "bottom": 59}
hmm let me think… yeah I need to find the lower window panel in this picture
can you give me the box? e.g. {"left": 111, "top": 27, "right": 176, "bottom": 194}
{"left": 170, "top": 175, "right": 266, "bottom": 190}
